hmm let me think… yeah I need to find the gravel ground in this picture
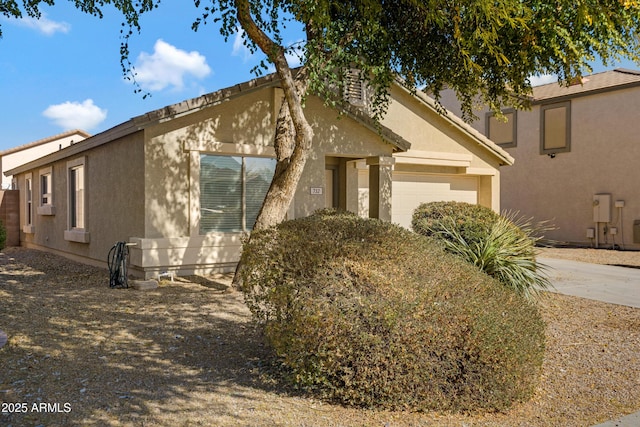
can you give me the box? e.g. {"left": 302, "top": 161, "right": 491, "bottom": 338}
{"left": 1, "top": 247, "right": 639, "bottom": 426}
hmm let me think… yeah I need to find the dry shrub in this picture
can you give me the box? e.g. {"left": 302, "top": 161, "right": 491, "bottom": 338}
{"left": 240, "top": 210, "right": 545, "bottom": 412}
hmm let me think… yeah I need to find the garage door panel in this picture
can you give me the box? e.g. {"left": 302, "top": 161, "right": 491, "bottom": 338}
{"left": 392, "top": 173, "right": 478, "bottom": 229}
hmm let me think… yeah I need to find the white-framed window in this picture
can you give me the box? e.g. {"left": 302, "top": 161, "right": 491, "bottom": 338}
{"left": 69, "top": 165, "right": 85, "bottom": 229}
{"left": 64, "top": 157, "right": 90, "bottom": 243}
{"left": 199, "top": 154, "right": 276, "bottom": 233}
{"left": 541, "top": 101, "right": 571, "bottom": 155}
{"left": 40, "top": 169, "right": 51, "bottom": 205}
{"left": 486, "top": 109, "right": 517, "bottom": 148}
{"left": 23, "top": 173, "right": 35, "bottom": 234}
{"left": 37, "top": 166, "right": 55, "bottom": 216}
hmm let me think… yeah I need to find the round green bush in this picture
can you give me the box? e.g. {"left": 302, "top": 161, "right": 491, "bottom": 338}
{"left": 240, "top": 210, "right": 545, "bottom": 412}
{"left": 411, "top": 201, "right": 500, "bottom": 245}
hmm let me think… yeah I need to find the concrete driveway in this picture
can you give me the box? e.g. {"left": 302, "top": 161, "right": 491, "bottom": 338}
{"left": 538, "top": 257, "right": 640, "bottom": 427}
{"left": 539, "top": 257, "right": 640, "bottom": 309}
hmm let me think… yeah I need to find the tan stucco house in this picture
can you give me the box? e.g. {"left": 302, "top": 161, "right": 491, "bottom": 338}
{"left": 6, "top": 73, "right": 512, "bottom": 278}
{"left": 439, "top": 68, "right": 640, "bottom": 250}
{"left": 0, "top": 129, "right": 90, "bottom": 190}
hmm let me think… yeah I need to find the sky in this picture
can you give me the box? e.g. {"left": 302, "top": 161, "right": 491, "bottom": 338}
{"left": 1, "top": 1, "right": 638, "bottom": 152}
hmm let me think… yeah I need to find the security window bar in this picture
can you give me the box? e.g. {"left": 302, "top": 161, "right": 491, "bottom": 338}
{"left": 200, "top": 155, "right": 276, "bottom": 233}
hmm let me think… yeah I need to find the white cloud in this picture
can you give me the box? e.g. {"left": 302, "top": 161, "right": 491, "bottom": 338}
{"left": 18, "top": 14, "right": 71, "bottom": 36}
{"left": 232, "top": 27, "right": 254, "bottom": 62}
{"left": 133, "top": 39, "right": 211, "bottom": 91}
{"left": 43, "top": 99, "right": 107, "bottom": 131}
{"left": 530, "top": 74, "right": 558, "bottom": 87}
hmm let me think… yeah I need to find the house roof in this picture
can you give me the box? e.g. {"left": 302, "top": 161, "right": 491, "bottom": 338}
{"left": 407, "top": 86, "right": 514, "bottom": 166}
{"left": 6, "top": 71, "right": 513, "bottom": 175}
{"left": 532, "top": 68, "right": 640, "bottom": 103}
{"left": 0, "top": 129, "right": 90, "bottom": 156}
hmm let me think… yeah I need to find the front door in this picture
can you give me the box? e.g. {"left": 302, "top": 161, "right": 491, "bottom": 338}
{"left": 325, "top": 166, "right": 339, "bottom": 208}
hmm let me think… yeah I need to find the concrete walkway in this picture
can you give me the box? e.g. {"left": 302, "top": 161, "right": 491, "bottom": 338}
{"left": 539, "top": 257, "right": 640, "bottom": 308}
{"left": 538, "top": 257, "right": 640, "bottom": 426}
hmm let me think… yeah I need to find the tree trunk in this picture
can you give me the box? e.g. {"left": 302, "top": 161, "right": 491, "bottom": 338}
{"left": 232, "top": 0, "right": 314, "bottom": 286}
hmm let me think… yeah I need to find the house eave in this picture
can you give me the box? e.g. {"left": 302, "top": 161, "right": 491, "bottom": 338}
{"left": 4, "top": 121, "right": 140, "bottom": 177}
{"left": 402, "top": 83, "right": 514, "bottom": 166}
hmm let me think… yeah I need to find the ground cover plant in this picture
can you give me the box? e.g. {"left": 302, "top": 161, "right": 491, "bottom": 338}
{"left": 240, "top": 210, "right": 546, "bottom": 412}
{"left": 412, "top": 202, "right": 552, "bottom": 299}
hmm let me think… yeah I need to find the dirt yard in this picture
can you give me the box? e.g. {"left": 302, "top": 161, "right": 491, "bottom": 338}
{"left": 1, "top": 247, "right": 639, "bottom": 426}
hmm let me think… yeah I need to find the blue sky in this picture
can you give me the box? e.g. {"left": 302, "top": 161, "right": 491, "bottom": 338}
{"left": 0, "top": 2, "right": 638, "bottom": 152}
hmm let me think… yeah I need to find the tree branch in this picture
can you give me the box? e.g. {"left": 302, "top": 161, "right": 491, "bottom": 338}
{"left": 234, "top": 0, "right": 312, "bottom": 149}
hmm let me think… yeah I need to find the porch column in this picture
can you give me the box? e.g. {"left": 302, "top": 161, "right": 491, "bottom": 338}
{"left": 366, "top": 156, "right": 395, "bottom": 221}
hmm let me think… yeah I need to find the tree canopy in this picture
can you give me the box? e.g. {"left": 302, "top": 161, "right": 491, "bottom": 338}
{"left": 3, "top": 0, "right": 640, "bottom": 235}
{"left": 3, "top": 0, "right": 640, "bottom": 119}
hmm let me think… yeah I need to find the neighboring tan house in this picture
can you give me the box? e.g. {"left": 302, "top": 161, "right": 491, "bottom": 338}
{"left": 6, "top": 73, "right": 512, "bottom": 278}
{"left": 439, "top": 68, "right": 640, "bottom": 250}
{"left": 1, "top": 130, "right": 90, "bottom": 189}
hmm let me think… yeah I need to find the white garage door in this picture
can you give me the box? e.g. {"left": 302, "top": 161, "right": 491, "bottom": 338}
{"left": 392, "top": 172, "right": 478, "bottom": 229}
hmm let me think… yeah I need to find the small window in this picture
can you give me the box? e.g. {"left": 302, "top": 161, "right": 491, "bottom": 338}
{"left": 41, "top": 173, "right": 51, "bottom": 206}
{"left": 69, "top": 165, "right": 85, "bottom": 229}
{"left": 37, "top": 167, "right": 55, "bottom": 216}
{"left": 64, "top": 158, "right": 89, "bottom": 243}
{"left": 25, "top": 176, "right": 33, "bottom": 225}
{"left": 541, "top": 101, "right": 571, "bottom": 155}
{"left": 199, "top": 155, "right": 276, "bottom": 233}
{"left": 486, "top": 110, "right": 517, "bottom": 147}
{"left": 23, "top": 173, "right": 35, "bottom": 234}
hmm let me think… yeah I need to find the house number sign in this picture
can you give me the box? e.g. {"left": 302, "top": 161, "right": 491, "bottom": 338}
{"left": 310, "top": 187, "right": 323, "bottom": 195}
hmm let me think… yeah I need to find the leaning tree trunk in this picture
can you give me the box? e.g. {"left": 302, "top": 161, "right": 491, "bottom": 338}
{"left": 232, "top": 0, "right": 314, "bottom": 286}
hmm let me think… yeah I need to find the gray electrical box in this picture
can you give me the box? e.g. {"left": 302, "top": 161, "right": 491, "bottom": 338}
{"left": 593, "top": 194, "right": 611, "bottom": 223}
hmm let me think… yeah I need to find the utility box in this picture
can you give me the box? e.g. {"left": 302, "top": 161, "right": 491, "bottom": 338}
{"left": 593, "top": 194, "right": 611, "bottom": 223}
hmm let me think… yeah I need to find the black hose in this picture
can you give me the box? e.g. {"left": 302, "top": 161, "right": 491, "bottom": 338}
{"left": 108, "top": 241, "right": 129, "bottom": 288}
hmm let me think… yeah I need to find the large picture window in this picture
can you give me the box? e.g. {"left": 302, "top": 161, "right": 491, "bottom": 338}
{"left": 200, "top": 155, "right": 276, "bottom": 233}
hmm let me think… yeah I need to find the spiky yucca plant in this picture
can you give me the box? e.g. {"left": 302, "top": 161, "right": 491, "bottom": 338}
{"left": 434, "top": 213, "right": 553, "bottom": 300}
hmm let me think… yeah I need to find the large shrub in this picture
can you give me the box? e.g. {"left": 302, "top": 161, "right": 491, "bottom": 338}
{"left": 240, "top": 210, "right": 545, "bottom": 412}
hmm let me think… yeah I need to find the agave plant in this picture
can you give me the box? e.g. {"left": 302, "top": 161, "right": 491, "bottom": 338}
{"left": 433, "top": 212, "right": 554, "bottom": 300}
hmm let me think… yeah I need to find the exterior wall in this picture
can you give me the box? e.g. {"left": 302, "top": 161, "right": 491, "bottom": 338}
{"left": 8, "top": 82, "right": 506, "bottom": 278}
{"left": 17, "top": 133, "right": 145, "bottom": 269}
{"left": 132, "top": 87, "right": 396, "bottom": 278}
{"left": 1, "top": 131, "right": 88, "bottom": 189}
{"left": 439, "top": 85, "right": 640, "bottom": 250}
{"left": 383, "top": 86, "right": 504, "bottom": 213}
